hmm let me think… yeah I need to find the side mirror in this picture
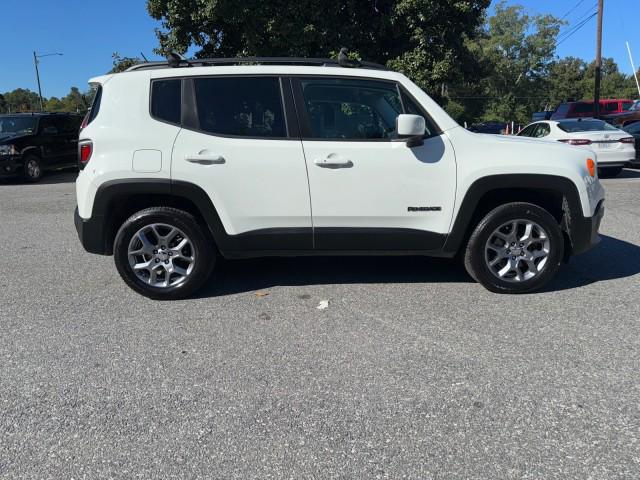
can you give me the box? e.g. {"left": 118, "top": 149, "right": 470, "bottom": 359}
{"left": 396, "top": 114, "right": 425, "bottom": 147}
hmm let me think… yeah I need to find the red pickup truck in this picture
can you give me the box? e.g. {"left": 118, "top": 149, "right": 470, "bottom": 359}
{"left": 551, "top": 99, "right": 634, "bottom": 120}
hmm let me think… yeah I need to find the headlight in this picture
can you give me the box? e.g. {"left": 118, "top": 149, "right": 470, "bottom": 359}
{"left": 0, "top": 144, "right": 17, "bottom": 156}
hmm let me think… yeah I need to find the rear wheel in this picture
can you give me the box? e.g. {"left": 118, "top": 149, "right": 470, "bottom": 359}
{"left": 113, "top": 207, "right": 215, "bottom": 300}
{"left": 598, "top": 167, "right": 622, "bottom": 178}
{"left": 22, "top": 154, "right": 43, "bottom": 182}
{"left": 464, "top": 202, "right": 564, "bottom": 294}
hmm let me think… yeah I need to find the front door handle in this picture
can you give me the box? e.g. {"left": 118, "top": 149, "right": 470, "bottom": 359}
{"left": 314, "top": 155, "right": 353, "bottom": 168}
{"left": 185, "top": 151, "right": 226, "bottom": 165}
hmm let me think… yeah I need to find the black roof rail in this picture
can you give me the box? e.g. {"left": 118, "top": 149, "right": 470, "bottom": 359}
{"left": 125, "top": 55, "right": 388, "bottom": 72}
{"left": 0, "top": 111, "right": 83, "bottom": 116}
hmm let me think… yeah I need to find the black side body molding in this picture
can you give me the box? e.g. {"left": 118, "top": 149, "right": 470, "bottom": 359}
{"left": 75, "top": 174, "right": 601, "bottom": 259}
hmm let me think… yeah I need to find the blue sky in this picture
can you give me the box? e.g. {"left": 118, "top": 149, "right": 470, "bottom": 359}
{"left": 2, "top": 0, "right": 639, "bottom": 98}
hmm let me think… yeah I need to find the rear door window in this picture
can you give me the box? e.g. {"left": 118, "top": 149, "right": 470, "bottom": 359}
{"left": 151, "top": 79, "right": 182, "bottom": 125}
{"left": 573, "top": 102, "right": 594, "bottom": 114}
{"left": 54, "top": 116, "right": 81, "bottom": 135}
{"left": 40, "top": 117, "right": 58, "bottom": 135}
{"left": 193, "top": 77, "right": 286, "bottom": 138}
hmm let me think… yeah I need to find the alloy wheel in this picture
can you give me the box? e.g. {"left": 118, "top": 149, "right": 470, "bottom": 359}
{"left": 484, "top": 219, "right": 551, "bottom": 282}
{"left": 26, "top": 159, "right": 41, "bottom": 179}
{"left": 127, "top": 223, "right": 195, "bottom": 288}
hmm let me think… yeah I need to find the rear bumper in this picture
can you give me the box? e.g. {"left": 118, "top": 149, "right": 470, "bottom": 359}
{"left": 570, "top": 200, "right": 604, "bottom": 255}
{"left": 74, "top": 207, "right": 109, "bottom": 255}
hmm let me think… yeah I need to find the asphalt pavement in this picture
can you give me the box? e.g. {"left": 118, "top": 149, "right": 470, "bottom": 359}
{"left": 1, "top": 170, "right": 639, "bottom": 479}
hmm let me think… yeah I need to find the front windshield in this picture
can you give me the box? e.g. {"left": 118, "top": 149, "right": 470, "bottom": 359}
{"left": 558, "top": 119, "right": 619, "bottom": 133}
{"left": 0, "top": 116, "right": 38, "bottom": 135}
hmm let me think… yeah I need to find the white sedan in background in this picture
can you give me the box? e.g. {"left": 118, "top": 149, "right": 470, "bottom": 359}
{"left": 517, "top": 118, "right": 635, "bottom": 177}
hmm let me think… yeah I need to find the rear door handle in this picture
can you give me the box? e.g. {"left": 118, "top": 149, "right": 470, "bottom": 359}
{"left": 185, "top": 151, "right": 226, "bottom": 165}
{"left": 314, "top": 155, "right": 353, "bottom": 168}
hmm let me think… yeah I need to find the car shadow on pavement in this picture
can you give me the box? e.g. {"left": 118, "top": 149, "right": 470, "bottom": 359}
{"left": 0, "top": 170, "right": 77, "bottom": 185}
{"left": 196, "top": 234, "right": 640, "bottom": 297}
{"left": 616, "top": 168, "right": 640, "bottom": 179}
{"left": 195, "top": 255, "right": 472, "bottom": 298}
{"left": 545, "top": 234, "right": 640, "bottom": 292}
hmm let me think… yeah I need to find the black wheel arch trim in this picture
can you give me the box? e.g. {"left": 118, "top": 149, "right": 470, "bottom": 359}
{"left": 442, "top": 173, "right": 596, "bottom": 256}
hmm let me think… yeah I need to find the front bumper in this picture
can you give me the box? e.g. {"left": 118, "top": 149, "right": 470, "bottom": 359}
{"left": 570, "top": 200, "right": 604, "bottom": 255}
{"left": 74, "top": 206, "right": 109, "bottom": 255}
{"left": 0, "top": 155, "right": 23, "bottom": 177}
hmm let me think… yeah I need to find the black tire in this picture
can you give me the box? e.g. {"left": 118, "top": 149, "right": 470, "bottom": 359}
{"left": 598, "top": 167, "right": 622, "bottom": 178}
{"left": 113, "top": 207, "right": 215, "bottom": 300}
{"left": 464, "top": 202, "right": 564, "bottom": 294}
{"left": 22, "top": 154, "right": 43, "bottom": 183}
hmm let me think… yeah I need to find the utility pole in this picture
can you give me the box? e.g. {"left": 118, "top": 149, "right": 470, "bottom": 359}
{"left": 32, "top": 52, "right": 63, "bottom": 112}
{"left": 33, "top": 51, "right": 44, "bottom": 111}
{"left": 594, "top": 0, "right": 604, "bottom": 118}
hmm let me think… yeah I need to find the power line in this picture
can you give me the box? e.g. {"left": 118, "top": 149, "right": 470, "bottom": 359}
{"left": 559, "top": 0, "right": 587, "bottom": 20}
{"left": 556, "top": 12, "right": 597, "bottom": 47}
{"left": 556, "top": 4, "right": 597, "bottom": 43}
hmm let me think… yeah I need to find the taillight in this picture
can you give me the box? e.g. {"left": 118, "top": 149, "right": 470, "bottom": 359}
{"left": 619, "top": 137, "right": 635, "bottom": 144}
{"left": 78, "top": 141, "right": 93, "bottom": 169}
{"left": 559, "top": 139, "right": 592, "bottom": 145}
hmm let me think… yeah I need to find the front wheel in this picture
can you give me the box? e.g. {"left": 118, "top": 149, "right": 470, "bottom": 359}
{"left": 464, "top": 202, "right": 564, "bottom": 294}
{"left": 23, "top": 154, "right": 43, "bottom": 182}
{"left": 113, "top": 207, "right": 215, "bottom": 300}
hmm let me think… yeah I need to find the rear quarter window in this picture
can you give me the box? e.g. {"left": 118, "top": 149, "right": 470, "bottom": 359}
{"left": 85, "top": 86, "right": 102, "bottom": 126}
{"left": 193, "top": 76, "right": 286, "bottom": 138}
{"left": 151, "top": 79, "right": 182, "bottom": 125}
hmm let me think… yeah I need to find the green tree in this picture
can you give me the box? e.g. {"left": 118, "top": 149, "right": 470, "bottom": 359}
{"left": 109, "top": 52, "right": 143, "bottom": 73}
{"left": 45, "top": 96, "right": 65, "bottom": 112}
{"left": 146, "top": 0, "right": 490, "bottom": 95}
{"left": 581, "top": 58, "right": 638, "bottom": 100}
{"left": 59, "top": 87, "right": 90, "bottom": 112}
{"left": 546, "top": 57, "right": 587, "bottom": 106}
{"left": 3, "top": 88, "right": 42, "bottom": 112}
{"left": 462, "top": 1, "right": 563, "bottom": 123}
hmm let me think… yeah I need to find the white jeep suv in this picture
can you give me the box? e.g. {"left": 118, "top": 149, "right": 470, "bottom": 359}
{"left": 74, "top": 56, "right": 605, "bottom": 299}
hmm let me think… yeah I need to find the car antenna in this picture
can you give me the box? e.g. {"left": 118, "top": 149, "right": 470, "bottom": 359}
{"left": 166, "top": 50, "right": 189, "bottom": 68}
{"left": 337, "top": 47, "right": 361, "bottom": 68}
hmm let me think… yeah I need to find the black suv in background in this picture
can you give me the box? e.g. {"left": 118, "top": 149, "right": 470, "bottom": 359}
{"left": 0, "top": 112, "right": 82, "bottom": 182}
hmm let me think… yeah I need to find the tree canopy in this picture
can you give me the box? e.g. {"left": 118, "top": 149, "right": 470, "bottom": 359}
{"left": 0, "top": 87, "right": 93, "bottom": 114}
{"left": 3, "top": 1, "right": 639, "bottom": 123}
{"left": 146, "top": 0, "right": 490, "bottom": 94}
